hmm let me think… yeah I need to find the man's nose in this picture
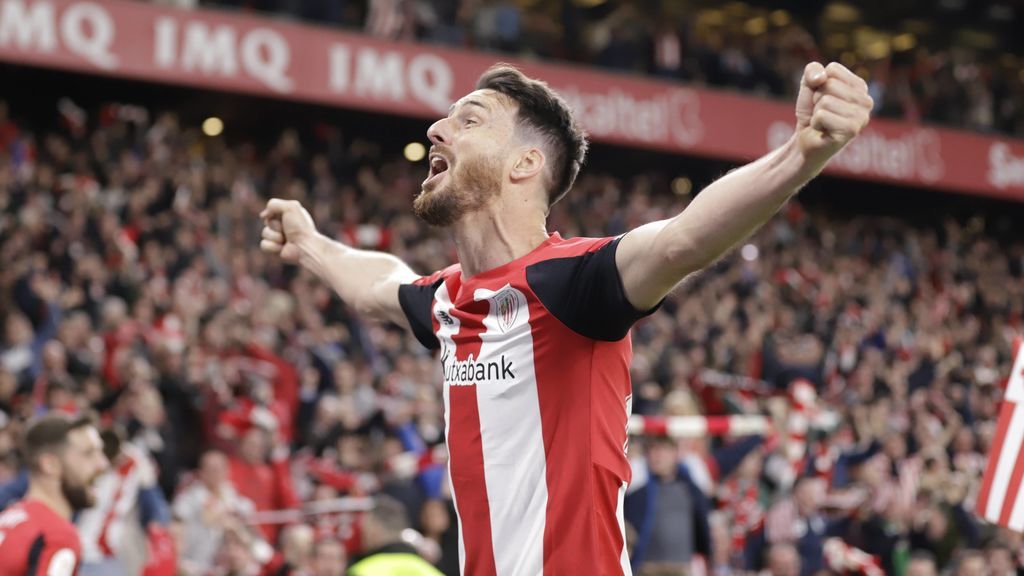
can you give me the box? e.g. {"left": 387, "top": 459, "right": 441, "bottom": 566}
{"left": 427, "top": 118, "right": 450, "bottom": 146}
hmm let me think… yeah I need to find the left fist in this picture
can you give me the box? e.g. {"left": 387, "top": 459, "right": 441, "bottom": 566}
{"left": 795, "top": 61, "right": 873, "bottom": 162}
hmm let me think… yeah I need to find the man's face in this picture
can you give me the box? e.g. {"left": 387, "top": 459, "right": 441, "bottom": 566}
{"left": 907, "top": 558, "right": 937, "bottom": 576}
{"left": 767, "top": 546, "right": 800, "bottom": 576}
{"left": 957, "top": 556, "right": 987, "bottom": 576}
{"left": 60, "top": 426, "right": 109, "bottom": 511}
{"left": 239, "top": 428, "right": 268, "bottom": 464}
{"left": 312, "top": 540, "right": 346, "bottom": 576}
{"left": 200, "top": 452, "right": 228, "bottom": 489}
{"left": 988, "top": 547, "right": 1014, "bottom": 574}
{"left": 793, "top": 477, "right": 824, "bottom": 516}
{"left": 647, "top": 440, "right": 678, "bottom": 478}
{"left": 415, "top": 89, "right": 516, "bottom": 227}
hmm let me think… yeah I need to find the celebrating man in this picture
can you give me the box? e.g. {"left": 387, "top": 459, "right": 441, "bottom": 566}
{"left": 260, "top": 61, "right": 872, "bottom": 575}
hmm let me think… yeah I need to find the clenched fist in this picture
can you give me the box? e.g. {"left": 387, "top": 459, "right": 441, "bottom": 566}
{"left": 259, "top": 198, "right": 319, "bottom": 263}
{"left": 795, "top": 62, "right": 873, "bottom": 163}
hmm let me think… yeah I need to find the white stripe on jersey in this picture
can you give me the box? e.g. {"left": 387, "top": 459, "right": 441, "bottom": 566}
{"left": 616, "top": 480, "right": 632, "bottom": 576}
{"left": 472, "top": 285, "right": 548, "bottom": 576}
{"left": 433, "top": 283, "right": 467, "bottom": 576}
{"left": 46, "top": 548, "right": 76, "bottom": 576}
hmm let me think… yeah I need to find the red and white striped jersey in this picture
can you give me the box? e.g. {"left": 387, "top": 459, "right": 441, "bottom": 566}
{"left": 399, "top": 233, "right": 659, "bottom": 576}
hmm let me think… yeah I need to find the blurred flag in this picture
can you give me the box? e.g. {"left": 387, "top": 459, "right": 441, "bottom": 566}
{"left": 976, "top": 337, "right": 1024, "bottom": 531}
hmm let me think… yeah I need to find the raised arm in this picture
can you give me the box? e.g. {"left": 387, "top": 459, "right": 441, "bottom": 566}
{"left": 617, "top": 62, "right": 873, "bottom": 310}
{"left": 259, "top": 199, "right": 420, "bottom": 329}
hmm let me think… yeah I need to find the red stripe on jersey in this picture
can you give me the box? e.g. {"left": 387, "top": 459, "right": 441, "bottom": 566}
{"left": 589, "top": 337, "right": 635, "bottom": 574}
{"left": 593, "top": 465, "right": 628, "bottom": 575}
{"left": 977, "top": 399, "right": 1015, "bottom": 515}
{"left": 529, "top": 295, "right": 597, "bottom": 574}
{"left": 446, "top": 293, "right": 498, "bottom": 576}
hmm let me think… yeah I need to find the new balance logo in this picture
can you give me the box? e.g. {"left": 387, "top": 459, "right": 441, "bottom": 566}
{"left": 441, "top": 352, "right": 516, "bottom": 386}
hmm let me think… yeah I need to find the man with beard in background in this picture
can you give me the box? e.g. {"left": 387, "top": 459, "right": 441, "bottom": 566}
{"left": 0, "top": 413, "right": 109, "bottom": 576}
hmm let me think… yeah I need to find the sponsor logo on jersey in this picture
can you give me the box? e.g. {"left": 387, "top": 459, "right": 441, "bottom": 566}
{"left": 441, "top": 352, "right": 516, "bottom": 386}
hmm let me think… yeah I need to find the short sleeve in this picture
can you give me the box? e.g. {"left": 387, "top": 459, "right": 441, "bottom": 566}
{"left": 398, "top": 274, "right": 446, "bottom": 350}
{"left": 42, "top": 547, "right": 77, "bottom": 576}
{"left": 526, "top": 236, "right": 662, "bottom": 341}
{"left": 26, "top": 534, "right": 78, "bottom": 576}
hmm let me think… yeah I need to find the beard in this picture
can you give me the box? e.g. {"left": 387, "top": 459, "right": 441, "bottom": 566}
{"left": 413, "top": 154, "right": 503, "bottom": 227}
{"left": 62, "top": 473, "right": 97, "bottom": 511}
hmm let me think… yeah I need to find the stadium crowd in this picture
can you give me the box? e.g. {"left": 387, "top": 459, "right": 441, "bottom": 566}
{"left": 153, "top": 0, "right": 1024, "bottom": 139}
{"left": 1, "top": 90, "right": 1024, "bottom": 576}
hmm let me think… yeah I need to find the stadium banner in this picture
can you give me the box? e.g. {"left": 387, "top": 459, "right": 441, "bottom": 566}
{"left": 1, "top": 0, "right": 1023, "bottom": 200}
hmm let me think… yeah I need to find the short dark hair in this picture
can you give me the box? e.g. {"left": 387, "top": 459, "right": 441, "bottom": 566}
{"left": 476, "top": 64, "right": 588, "bottom": 208}
{"left": 370, "top": 495, "right": 411, "bottom": 536}
{"left": 908, "top": 549, "right": 937, "bottom": 565}
{"left": 99, "top": 425, "right": 125, "bottom": 463}
{"left": 23, "top": 413, "right": 93, "bottom": 472}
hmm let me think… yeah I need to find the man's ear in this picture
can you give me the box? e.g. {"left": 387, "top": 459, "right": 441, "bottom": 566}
{"left": 510, "top": 148, "right": 545, "bottom": 183}
{"left": 38, "top": 452, "right": 62, "bottom": 477}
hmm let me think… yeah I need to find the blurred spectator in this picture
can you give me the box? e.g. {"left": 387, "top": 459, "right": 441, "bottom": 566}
{"left": 228, "top": 427, "right": 300, "bottom": 542}
{"left": 765, "top": 542, "right": 801, "bottom": 576}
{"left": 264, "top": 523, "right": 315, "bottom": 576}
{"left": 310, "top": 537, "right": 347, "bottom": 576}
{"left": 952, "top": 549, "right": 988, "bottom": 576}
{"left": 77, "top": 427, "right": 171, "bottom": 576}
{"left": 347, "top": 495, "right": 443, "bottom": 576}
{"left": 417, "top": 498, "right": 451, "bottom": 570}
{"left": 625, "top": 435, "right": 712, "bottom": 573}
{"left": 216, "top": 526, "right": 273, "bottom": 576}
{"left": 906, "top": 550, "right": 938, "bottom": 576}
{"left": 1, "top": 274, "right": 62, "bottom": 390}
{"left": 174, "top": 451, "right": 259, "bottom": 576}
{"left": 987, "top": 543, "right": 1019, "bottom": 576}
{"left": 765, "top": 476, "right": 845, "bottom": 575}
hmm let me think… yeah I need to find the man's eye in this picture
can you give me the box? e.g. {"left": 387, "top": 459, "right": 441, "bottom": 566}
{"left": 464, "top": 118, "right": 477, "bottom": 126}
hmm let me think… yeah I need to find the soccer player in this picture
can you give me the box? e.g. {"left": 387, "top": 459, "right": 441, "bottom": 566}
{"left": 260, "top": 61, "right": 872, "bottom": 575}
{"left": 0, "top": 413, "right": 109, "bottom": 576}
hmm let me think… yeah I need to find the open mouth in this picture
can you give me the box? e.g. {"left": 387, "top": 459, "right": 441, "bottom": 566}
{"left": 423, "top": 153, "right": 450, "bottom": 188}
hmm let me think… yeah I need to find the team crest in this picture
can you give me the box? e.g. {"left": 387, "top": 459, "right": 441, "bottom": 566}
{"left": 495, "top": 290, "right": 519, "bottom": 333}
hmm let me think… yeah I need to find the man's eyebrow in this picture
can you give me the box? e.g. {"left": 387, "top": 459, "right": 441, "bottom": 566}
{"left": 449, "top": 99, "right": 490, "bottom": 115}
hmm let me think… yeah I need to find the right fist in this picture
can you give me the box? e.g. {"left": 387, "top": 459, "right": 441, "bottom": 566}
{"left": 259, "top": 199, "right": 318, "bottom": 263}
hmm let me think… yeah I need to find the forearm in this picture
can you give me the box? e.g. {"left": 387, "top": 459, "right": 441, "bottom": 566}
{"left": 660, "top": 136, "right": 824, "bottom": 271}
{"left": 297, "top": 233, "right": 419, "bottom": 321}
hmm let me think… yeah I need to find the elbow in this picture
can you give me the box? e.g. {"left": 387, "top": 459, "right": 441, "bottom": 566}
{"left": 662, "top": 235, "right": 713, "bottom": 277}
{"left": 353, "top": 280, "right": 396, "bottom": 323}
{"left": 351, "top": 296, "right": 380, "bottom": 320}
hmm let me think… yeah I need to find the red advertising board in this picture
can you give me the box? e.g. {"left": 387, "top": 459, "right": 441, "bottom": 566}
{"left": 1, "top": 0, "right": 1023, "bottom": 200}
